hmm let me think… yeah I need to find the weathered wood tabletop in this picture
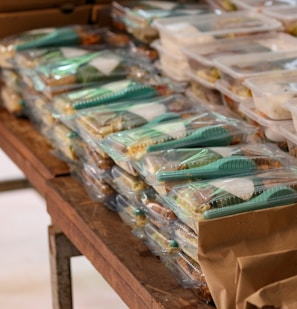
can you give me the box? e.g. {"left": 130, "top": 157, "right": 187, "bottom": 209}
{"left": 0, "top": 108, "right": 214, "bottom": 308}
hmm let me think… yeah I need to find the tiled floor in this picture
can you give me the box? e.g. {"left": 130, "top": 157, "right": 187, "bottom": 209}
{"left": 0, "top": 149, "right": 128, "bottom": 309}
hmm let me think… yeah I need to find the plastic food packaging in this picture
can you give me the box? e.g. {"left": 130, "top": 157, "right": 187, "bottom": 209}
{"left": 244, "top": 70, "right": 297, "bottom": 120}
{"left": 72, "top": 137, "right": 114, "bottom": 175}
{"left": 0, "top": 25, "right": 108, "bottom": 68}
{"left": 162, "top": 168, "right": 297, "bottom": 232}
{"left": 183, "top": 32, "right": 297, "bottom": 86}
{"left": 141, "top": 190, "right": 177, "bottom": 231}
{"left": 206, "top": 0, "right": 237, "bottom": 11}
{"left": 173, "top": 221, "right": 198, "bottom": 263}
{"left": 153, "top": 10, "right": 282, "bottom": 57}
{"left": 143, "top": 222, "right": 179, "bottom": 256}
{"left": 0, "top": 86, "right": 24, "bottom": 116}
{"left": 280, "top": 124, "right": 297, "bottom": 158}
{"left": 115, "top": 194, "right": 147, "bottom": 236}
{"left": 163, "top": 251, "right": 212, "bottom": 303}
{"left": 111, "top": 165, "right": 149, "bottom": 201}
{"left": 263, "top": 6, "right": 297, "bottom": 36}
{"left": 78, "top": 162, "right": 117, "bottom": 211}
{"left": 233, "top": 0, "right": 297, "bottom": 11}
{"left": 135, "top": 143, "right": 289, "bottom": 187}
{"left": 100, "top": 111, "right": 258, "bottom": 176}
{"left": 30, "top": 49, "right": 154, "bottom": 98}
{"left": 283, "top": 98, "right": 297, "bottom": 132}
{"left": 73, "top": 94, "right": 207, "bottom": 148}
{"left": 239, "top": 103, "right": 291, "bottom": 150}
{"left": 51, "top": 79, "right": 160, "bottom": 128}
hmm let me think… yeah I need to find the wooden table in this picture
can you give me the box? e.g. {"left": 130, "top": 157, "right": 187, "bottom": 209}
{"left": 0, "top": 107, "right": 214, "bottom": 309}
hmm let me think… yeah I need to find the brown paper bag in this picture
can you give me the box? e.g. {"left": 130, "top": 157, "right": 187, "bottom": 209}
{"left": 245, "top": 275, "right": 297, "bottom": 309}
{"left": 197, "top": 203, "right": 297, "bottom": 309}
{"left": 236, "top": 249, "right": 297, "bottom": 309}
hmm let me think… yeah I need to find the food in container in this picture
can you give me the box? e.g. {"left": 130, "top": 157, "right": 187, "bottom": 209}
{"left": 283, "top": 98, "right": 297, "bottom": 132}
{"left": 100, "top": 112, "right": 257, "bottom": 176}
{"left": 0, "top": 86, "right": 24, "bottom": 116}
{"left": 143, "top": 222, "right": 180, "bottom": 256}
{"left": 115, "top": 194, "right": 147, "bottom": 235}
{"left": 173, "top": 221, "right": 198, "bottom": 263}
{"left": 183, "top": 32, "right": 297, "bottom": 85}
{"left": 73, "top": 94, "right": 207, "bottom": 148}
{"left": 280, "top": 124, "right": 297, "bottom": 158}
{"left": 0, "top": 25, "right": 108, "bottom": 68}
{"left": 163, "top": 252, "right": 213, "bottom": 303}
{"left": 206, "top": 0, "right": 237, "bottom": 11}
{"left": 213, "top": 50, "right": 297, "bottom": 101}
{"left": 239, "top": 103, "right": 291, "bottom": 151}
{"left": 244, "top": 70, "right": 297, "bottom": 120}
{"left": 162, "top": 169, "right": 297, "bottom": 232}
{"left": 153, "top": 11, "right": 282, "bottom": 57}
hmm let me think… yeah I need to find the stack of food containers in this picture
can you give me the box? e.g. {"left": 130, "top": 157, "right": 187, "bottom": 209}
{"left": 152, "top": 10, "right": 282, "bottom": 82}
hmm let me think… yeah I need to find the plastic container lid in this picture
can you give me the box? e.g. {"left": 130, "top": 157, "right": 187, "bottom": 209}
{"left": 232, "top": 0, "right": 297, "bottom": 10}
{"left": 182, "top": 32, "right": 297, "bottom": 67}
{"left": 263, "top": 5, "right": 297, "bottom": 23}
{"left": 213, "top": 50, "right": 297, "bottom": 80}
{"left": 187, "top": 69, "right": 217, "bottom": 90}
{"left": 153, "top": 10, "right": 283, "bottom": 45}
{"left": 280, "top": 123, "right": 297, "bottom": 147}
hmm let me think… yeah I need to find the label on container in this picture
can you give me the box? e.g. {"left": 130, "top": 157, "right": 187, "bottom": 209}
{"left": 61, "top": 48, "right": 88, "bottom": 58}
{"left": 129, "top": 103, "right": 166, "bottom": 121}
{"left": 209, "top": 178, "right": 255, "bottom": 200}
{"left": 90, "top": 55, "right": 122, "bottom": 75}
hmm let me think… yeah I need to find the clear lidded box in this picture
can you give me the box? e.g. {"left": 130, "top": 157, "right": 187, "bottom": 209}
{"left": 280, "top": 124, "right": 297, "bottom": 158}
{"left": 99, "top": 112, "right": 258, "bottom": 175}
{"left": 161, "top": 168, "right": 297, "bottom": 233}
{"left": 213, "top": 50, "right": 297, "bottom": 101}
{"left": 244, "top": 70, "right": 297, "bottom": 120}
{"left": 153, "top": 10, "right": 283, "bottom": 56}
{"left": 263, "top": 5, "right": 297, "bottom": 36}
{"left": 183, "top": 32, "right": 297, "bottom": 86}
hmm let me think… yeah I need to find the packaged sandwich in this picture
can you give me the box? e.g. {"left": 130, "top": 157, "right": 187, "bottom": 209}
{"left": 163, "top": 168, "right": 297, "bottom": 233}
{"left": 0, "top": 25, "right": 108, "bottom": 68}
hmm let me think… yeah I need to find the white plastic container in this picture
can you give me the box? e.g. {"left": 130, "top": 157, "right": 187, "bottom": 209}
{"left": 283, "top": 98, "right": 297, "bottom": 132}
{"left": 244, "top": 70, "right": 297, "bottom": 120}
{"left": 182, "top": 32, "right": 297, "bottom": 86}
{"left": 263, "top": 6, "right": 297, "bottom": 36}
{"left": 239, "top": 103, "right": 291, "bottom": 149}
{"left": 233, "top": 0, "right": 297, "bottom": 11}
{"left": 214, "top": 50, "right": 297, "bottom": 101}
{"left": 153, "top": 10, "right": 282, "bottom": 57}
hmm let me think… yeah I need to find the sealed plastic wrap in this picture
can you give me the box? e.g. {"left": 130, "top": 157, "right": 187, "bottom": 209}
{"left": 73, "top": 138, "right": 114, "bottom": 175}
{"left": 100, "top": 112, "right": 258, "bottom": 176}
{"left": 78, "top": 162, "right": 117, "bottom": 211}
{"left": 263, "top": 6, "right": 297, "bottom": 36}
{"left": 73, "top": 94, "right": 207, "bottom": 147}
{"left": 0, "top": 86, "right": 24, "bottom": 116}
{"left": 50, "top": 79, "right": 160, "bottom": 128}
{"left": 173, "top": 221, "right": 198, "bottom": 263}
{"left": 239, "top": 103, "right": 291, "bottom": 151}
{"left": 244, "top": 70, "right": 297, "bottom": 120}
{"left": 163, "top": 251, "right": 213, "bottom": 303}
{"left": 141, "top": 190, "right": 177, "bottom": 231}
{"left": 29, "top": 49, "right": 154, "bottom": 98}
{"left": 280, "top": 124, "right": 297, "bottom": 158}
{"left": 143, "top": 222, "right": 179, "bottom": 256}
{"left": 45, "top": 123, "right": 79, "bottom": 163}
{"left": 123, "top": 1, "right": 210, "bottom": 43}
{"left": 162, "top": 169, "right": 297, "bottom": 233}
{"left": 233, "top": 0, "right": 297, "bottom": 11}
{"left": 214, "top": 50, "right": 297, "bottom": 102}
{"left": 153, "top": 10, "right": 282, "bottom": 57}
{"left": 183, "top": 32, "right": 297, "bottom": 86}
{"left": 111, "top": 165, "right": 149, "bottom": 202}
{"left": 135, "top": 143, "right": 289, "bottom": 188}
{"left": 0, "top": 25, "right": 108, "bottom": 68}
{"left": 115, "top": 194, "right": 147, "bottom": 237}
{"left": 12, "top": 31, "right": 131, "bottom": 71}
